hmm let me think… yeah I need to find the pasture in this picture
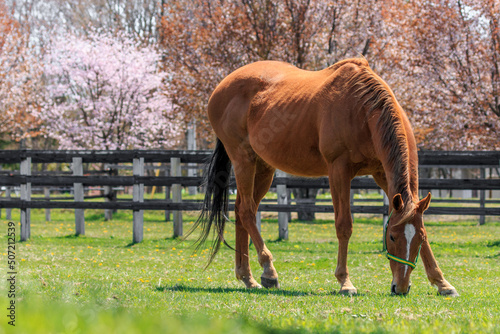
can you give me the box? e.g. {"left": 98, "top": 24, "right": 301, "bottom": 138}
{"left": 1, "top": 208, "right": 499, "bottom": 334}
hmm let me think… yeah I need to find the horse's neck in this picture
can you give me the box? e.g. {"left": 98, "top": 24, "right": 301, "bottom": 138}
{"left": 384, "top": 145, "right": 419, "bottom": 205}
{"left": 370, "top": 113, "right": 419, "bottom": 205}
{"left": 401, "top": 118, "right": 419, "bottom": 203}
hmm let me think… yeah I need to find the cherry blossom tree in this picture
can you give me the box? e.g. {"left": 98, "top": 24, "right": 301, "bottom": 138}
{"left": 40, "top": 30, "right": 180, "bottom": 150}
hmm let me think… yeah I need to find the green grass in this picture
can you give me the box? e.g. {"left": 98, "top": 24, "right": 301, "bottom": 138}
{"left": 1, "top": 208, "right": 499, "bottom": 333}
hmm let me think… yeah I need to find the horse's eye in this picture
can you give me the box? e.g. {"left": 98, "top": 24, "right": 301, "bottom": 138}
{"left": 390, "top": 235, "right": 395, "bottom": 242}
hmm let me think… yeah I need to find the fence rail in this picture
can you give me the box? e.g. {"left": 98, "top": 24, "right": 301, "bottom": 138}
{"left": 0, "top": 149, "right": 211, "bottom": 164}
{"left": 1, "top": 149, "right": 499, "bottom": 242}
{"left": 2, "top": 175, "right": 500, "bottom": 189}
{"left": 1, "top": 149, "right": 499, "bottom": 165}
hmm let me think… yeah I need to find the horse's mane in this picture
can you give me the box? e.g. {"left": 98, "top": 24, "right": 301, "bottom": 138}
{"left": 349, "top": 64, "right": 413, "bottom": 208}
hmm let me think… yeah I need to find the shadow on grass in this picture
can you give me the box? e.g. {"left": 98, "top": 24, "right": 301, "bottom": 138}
{"left": 267, "top": 238, "right": 288, "bottom": 244}
{"left": 487, "top": 240, "right": 500, "bottom": 247}
{"left": 260, "top": 238, "right": 338, "bottom": 246}
{"left": 60, "top": 234, "right": 80, "bottom": 239}
{"left": 124, "top": 236, "right": 185, "bottom": 248}
{"left": 49, "top": 234, "right": 84, "bottom": 240}
{"left": 156, "top": 284, "right": 313, "bottom": 296}
{"left": 485, "top": 240, "right": 500, "bottom": 258}
{"left": 156, "top": 284, "right": 369, "bottom": 298}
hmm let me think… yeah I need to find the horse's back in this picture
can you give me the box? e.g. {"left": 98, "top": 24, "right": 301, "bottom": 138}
{"left": 208, "top": 60, "right": 334, "bottom": 117}
{"left": 208, "top": 59, "right": 373, "bottom": 176}
{"left": 208, "top": 58, "right": 369, "bottom": 122}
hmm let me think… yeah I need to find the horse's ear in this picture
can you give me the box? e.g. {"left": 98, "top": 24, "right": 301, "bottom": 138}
{"left": 417, "top": 192, "right": 432, "bottom": 213}
{"left": 392, "top": 194, "right": 404, "bottom": 212}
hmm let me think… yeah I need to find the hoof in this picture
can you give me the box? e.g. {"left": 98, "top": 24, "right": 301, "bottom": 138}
{"left": 243, "top": 281, "right": 262, "bottom": 289}
{"left": 438, "top": 288, "right": 459, "bottom": 297}
{"left": 338, "top": 288, "right": 357, "bottom": 296}
{"left": 261, "top": 276, "right": 280, "bottom": 289}
{"left": 238, "top": 276, "right": 262, "bottom": 289}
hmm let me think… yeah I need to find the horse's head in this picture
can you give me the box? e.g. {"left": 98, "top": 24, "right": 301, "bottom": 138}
{"left": 385, "top": 192, "right": 431, "bottom": 295}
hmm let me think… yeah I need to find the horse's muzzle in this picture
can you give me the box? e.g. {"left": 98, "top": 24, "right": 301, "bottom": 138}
{"left": 391, "top": 283, "right": 411, "bottom": 295}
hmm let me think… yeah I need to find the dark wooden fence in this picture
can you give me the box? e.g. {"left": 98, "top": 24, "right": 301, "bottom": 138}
{"left": 1, "top": 150, "right": 499, "bottom": 242}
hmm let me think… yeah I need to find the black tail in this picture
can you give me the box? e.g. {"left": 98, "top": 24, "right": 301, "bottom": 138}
{"left": 187, "top": 138, "right": 232, "bottom": 265}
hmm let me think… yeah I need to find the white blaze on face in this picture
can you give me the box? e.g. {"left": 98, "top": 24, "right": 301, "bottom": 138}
{"left": 404, "top": 224, "right": 416, "bottom": 277}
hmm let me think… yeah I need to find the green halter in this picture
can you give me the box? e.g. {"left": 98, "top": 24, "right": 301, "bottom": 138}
{"left": 382, "top": 210, "right": 422, "bottom": 270}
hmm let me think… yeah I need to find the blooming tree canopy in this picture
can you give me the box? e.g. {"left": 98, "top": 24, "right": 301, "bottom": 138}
{"left": 41, "top": 30, "right": 179, "bottom": 150}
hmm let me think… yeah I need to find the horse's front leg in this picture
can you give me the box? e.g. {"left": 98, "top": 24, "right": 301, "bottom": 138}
{"left": 420, "top": 239, "right": 459, "bottom": 296}
{"left": 329, "top": 163, "right": 357, "bottom": 295}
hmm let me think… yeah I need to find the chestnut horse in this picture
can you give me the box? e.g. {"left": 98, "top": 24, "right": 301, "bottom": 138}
{"left": 193, "top": 58, "right": 458, "bottom": 296}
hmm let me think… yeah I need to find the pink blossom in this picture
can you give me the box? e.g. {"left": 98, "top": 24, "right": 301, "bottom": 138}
{"left": 40, "top": 30, "right": 181, "bottom": 149}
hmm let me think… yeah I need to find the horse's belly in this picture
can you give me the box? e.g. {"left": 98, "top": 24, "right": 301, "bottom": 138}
{"left": 251, "top": 140, "right": 329, "bottom": 177}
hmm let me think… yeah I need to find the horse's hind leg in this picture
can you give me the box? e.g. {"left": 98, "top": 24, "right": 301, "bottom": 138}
{"left": 233, "top": 157, "right": 278, "bottom": 288}
{"left": 234, "top": 192, "right": 260, "bottom": 288}
{"left": 251, "top": 161, "right": 278, "bottom": 288}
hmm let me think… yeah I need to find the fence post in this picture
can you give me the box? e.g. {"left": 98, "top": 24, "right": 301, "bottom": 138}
{"left": 256, "top": 211, "right": 261, "bottom": 233}
{"left": 104, "top": 163, "right": 113, "bottom": 221}
{"left": 20, "top": 157, "right": 31, "bottom": 241}
{"left": 5, "top": 187, "right": 12, "bottom": 220}
{"left": 73, "top": 157, "right": 85, "bottom": 236}
{"left": 479, "top": 168, "right": 486, "bottom": 225}
{"left": 165, "top": 165, "right": 171, "bottom": 222}
{"left": 383, "top": 193, "right": 389, "bottom": 227}
{"left": 277, "top": 170, "right": 288, "bottom": 240}
{"left": 171, "top": 157, "right": 183, "bottom": 237}
{"left": 187, "top": 123, "right": 198, "bottom": 195}
{"left": 350, "top": 189, "right": 355, "bottom": 221}
{"left": 44, "top": 187, "right": 51, "bottom": 222}
{"left": 133, "top": 157, "right": 144, "bottom": 243}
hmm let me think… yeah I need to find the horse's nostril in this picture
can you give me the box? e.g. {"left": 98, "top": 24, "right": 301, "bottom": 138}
{"left": 391, "top": 283, "right": 411, "bottom": 295}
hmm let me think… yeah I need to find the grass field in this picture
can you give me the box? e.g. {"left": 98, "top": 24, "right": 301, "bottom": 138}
{"left": 1, "top": 208, "right": 499, "bottom": 333}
